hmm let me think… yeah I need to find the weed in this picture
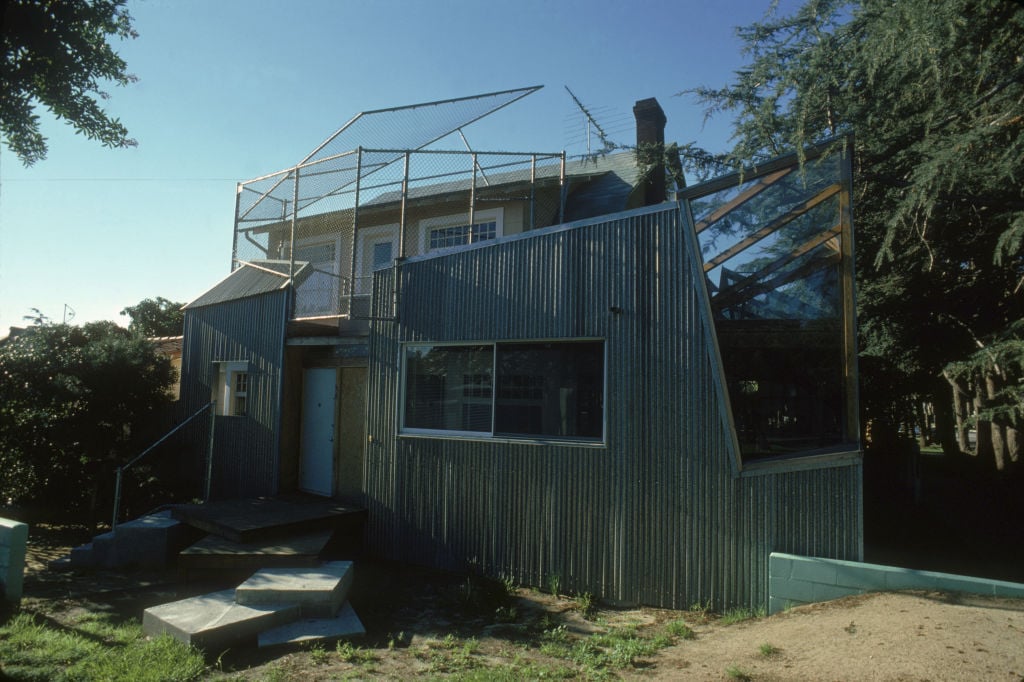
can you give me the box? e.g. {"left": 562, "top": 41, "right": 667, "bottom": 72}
{"left": 336, "top": 640, "right": 379, "bottom": 664}
{"left": 726, "top": 664, "right": 753, "bottom": 680}
{"left": 494, "top": 605, "right": 518, "bottom": 623}
{"left": 260, "top": 663, "right": 288, "bottom": 682}
{"left": 307, "top": 641, "right": 330, "bottom": 664}
{"left": 689, "top": 598, "right": 713, "bottom": 619}
{"left": 664, "top": 619, "right": 696, "bottom": 640}
{"left": 845, "top": 621, "right": 857, "bottom": 634}
{"left": 499, "top": 572, "right": 518, "bottom": 595}
{"left": 574, "top": 592, "right": 595, "bottom": 619}
{"left": 759, "top": 642, "right": 780, "bottom": 657}
{"left": 547, "top": 574, "right": 561, "bottom": 596}
{"left": 387, "top": 630, "right": 408, "bottom": 649}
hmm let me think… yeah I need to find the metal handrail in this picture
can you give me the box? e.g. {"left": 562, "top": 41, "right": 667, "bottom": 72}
{"left": 111, "top": 401, "right": 216, "bottom": 529}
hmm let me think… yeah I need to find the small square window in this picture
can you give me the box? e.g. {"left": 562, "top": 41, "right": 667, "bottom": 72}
{"left": 215, "top": 361, "right": 249, "bottom": 417}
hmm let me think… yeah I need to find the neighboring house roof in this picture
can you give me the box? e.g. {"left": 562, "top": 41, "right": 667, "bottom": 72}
{"left": 0, "top": 326, "right": 28, "bottom": 346}
{"left": 184, "top": 260, "right": 309, "bottom": 310}
{"left": 149, "top": 335, "right": 184, "bottom": 356}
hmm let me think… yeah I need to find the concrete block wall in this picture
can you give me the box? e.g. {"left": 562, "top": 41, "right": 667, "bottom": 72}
{"left": 0, "top": 517, "right": 28, "bottom": 604}
{"left": 769, "top": 552, "right": 1024, "bottom": 614}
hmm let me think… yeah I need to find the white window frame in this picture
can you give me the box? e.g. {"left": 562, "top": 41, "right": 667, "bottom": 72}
{"left": 215, "top": 361, "right": 249, "bottom": 417}
{"left": 399, "top": 338, "right": 606, "bottom": 444}
{"left": 418, "top": 208, "right": 504, "bottom": 254}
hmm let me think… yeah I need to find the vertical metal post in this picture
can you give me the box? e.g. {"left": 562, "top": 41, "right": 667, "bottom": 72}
{"left": 398, "top": 152, "right": 410, "bottom": 258}
{"left": 349, "top": 147, "right": 363, "bottom": 304}
{"left": 468, "top": 153, "right": 477, "bottom": 240}
{"left": 288, "top": 166, "right": 300, "bottom": 283}
{"left": 111, "top": 467, "right": 123, "bottom": 529}
{"left": 529, "top": 155, "right": 537, "bottom": 231}
{"left": 204, "top": 400, "right": 217, "bottom": 501}
{"left": 559, "top": 152, "right": 567, "bottom": 224}
{"left": 839, "top": 143, "right": 861, "bottom": 446}
{"left": 231, "top": 183, "right": 243, "bottom": 270}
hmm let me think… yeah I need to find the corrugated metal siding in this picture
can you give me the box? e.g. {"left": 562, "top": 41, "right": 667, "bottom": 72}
{"left": 364, "top": 204, "right": 862, "bottom": 610}
{"left": 179, "top": 289, "right": 288, "bottom": 498}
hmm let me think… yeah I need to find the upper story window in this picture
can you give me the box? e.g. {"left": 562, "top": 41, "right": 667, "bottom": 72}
{"left": 420, "top": 208, "right": 503, "bottom": 254}
{"left": 402, "top": 339, "right": 604, "bottom": 441}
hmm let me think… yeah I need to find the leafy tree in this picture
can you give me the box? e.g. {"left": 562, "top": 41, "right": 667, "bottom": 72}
{"left": 120, "top": 297, "right": 185, "bottom": 337}
{"left": 684, "top": 0, "right": 1024, "bottom": 468}
{"left": 0, "top": 0, "right": 138, "bottom": 166}
{"left": 0, "top": 322, "right": 174, "bottom": 515}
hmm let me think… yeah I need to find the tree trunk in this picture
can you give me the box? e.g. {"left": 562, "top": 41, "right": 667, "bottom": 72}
{"left": 985, "top": 373, "right": 1007, "bottom": 471}
{"left": 913, "top": 398, "right": 929, "bottom": 449}
{"left": 974, "top": 382, "right": 994, "bottom": 465}
{"left": 932, "top": 378, "right": 959, "bottom": 456}
{"left": 1008, "top": 426, "right": 1021, "bottom": 466}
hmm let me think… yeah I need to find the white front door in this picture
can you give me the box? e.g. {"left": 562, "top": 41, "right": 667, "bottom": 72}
{"left": 300, "top": 368, "right": 336, "bottom": 496}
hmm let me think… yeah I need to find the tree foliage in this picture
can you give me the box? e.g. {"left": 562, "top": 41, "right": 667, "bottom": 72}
{"left": 0, "top": 322, "right": 174, "bottom": 509}
{"left": 0, "top": 0, "right": 138, "bottom": 165}
{"left": 684, "top": 0, "right": 1024, "bottom": 467}
{"left": 120, "top": 297, "right": 185, "bottom": 337}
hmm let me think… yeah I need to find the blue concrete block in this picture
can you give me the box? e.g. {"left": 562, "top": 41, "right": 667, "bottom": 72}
{"left": 834, "top": 562, "right": 886, "bottom": 590}
{"left": 790, "top": 557, "right": 838, "bottom": 585}
{"left": 768, "top": 554, "right": 794, "bottom": 580}
{"left": 771, "top": 577, "right": 816, "bottom": 604}
{"left": 0, "top": 518, "right": 28, "bottom": 603}
{"left": 812, "top": 582, "right": 860, "bottom": 602}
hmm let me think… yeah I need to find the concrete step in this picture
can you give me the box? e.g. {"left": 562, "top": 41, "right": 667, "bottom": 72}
{"left": 142, "top": 589, "right": 300, "bottom": 652}
{"left": 70, "top": 511, "right": 198, "bottom": 570}
{"left": 258, "top": 601, "right": 364, "bottom": 648}
{"left": 177, "top": 529, "right": 334, "bottom": 585}
{"left": 235, "top": 561, "right": 353, "bottom": 619}
{"left": 171, "top": 495, "right": 367, "bottom": 544}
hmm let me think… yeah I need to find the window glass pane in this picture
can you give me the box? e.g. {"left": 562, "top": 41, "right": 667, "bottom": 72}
{"left": 428, "top": 221, "right": 498, "bottom": 250}
{"left": 689, "top": 154, "right": 850, "bottom": 459}
{"left": 404, "top": 345, "right": 493, "bottom": 432}
{"left": 495, "top": 341, "right": 603, "bottom": 438}
{"left": 372, "top": 241, "right": 393, "bottom": 271}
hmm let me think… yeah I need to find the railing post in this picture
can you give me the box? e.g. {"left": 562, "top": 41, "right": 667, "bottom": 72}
{"left": 111, "top": 467, "right": 123, "bottom": 530}
{"left": 204, "top": 401, "right": 217, "bottom": 501}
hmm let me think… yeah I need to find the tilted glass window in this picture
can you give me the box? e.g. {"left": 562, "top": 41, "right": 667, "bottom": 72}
{"left": 686, "top": 147, "right": 857, "bottom": 462}
{"left": 402, "top": 340, "right": 604, "bottom": 441}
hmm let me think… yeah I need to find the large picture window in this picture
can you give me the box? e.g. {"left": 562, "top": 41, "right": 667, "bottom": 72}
{"left": 402, "top": 340, "right": 604, "bottom": 441}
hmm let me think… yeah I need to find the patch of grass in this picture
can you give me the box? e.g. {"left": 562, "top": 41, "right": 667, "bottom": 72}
{"left": 664, "top": 619, "right": 696, "bottom": 640}
{"left": 720, "top": 606, "right": 765, "bottom": 625}
{"left": 494, "top": 605, "right": 518, "bottom": 623}
{"left": 547, "top": 574, "right": 561, "bottom": 596}
{"left": 689, "top": 598, "right": 713, "bottom": 619}
{"left": 418, "top": 635, "right": 481, "bottom": 674}
{"left": 0, "top": 612, "right": 205, "bottom": 682}
{"left": 726, "top": 664, "right": 753, "bottom": 680}
{"left": 759, "top": 642, "right": 780, "bottom": 657}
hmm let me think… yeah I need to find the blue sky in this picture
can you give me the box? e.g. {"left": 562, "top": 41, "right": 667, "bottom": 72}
{"left": 0, "top": 0, "right": 798, "bottom": 330}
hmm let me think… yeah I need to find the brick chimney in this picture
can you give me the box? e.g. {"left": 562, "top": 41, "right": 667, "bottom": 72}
{"left": 633, "top": 98, "right": 667, "bottom": 206}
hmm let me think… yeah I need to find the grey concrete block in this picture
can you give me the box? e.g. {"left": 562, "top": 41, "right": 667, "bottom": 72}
{"left": 114, "top": 512, "right": 187, "bottom": 568}
{"left": 70, "top": 543, "right": 97, "bottom": 568}
{"left": 258, "top": 601, "right": 365, "bottom": 648}
{"left": 143, "top": 589, "right": 300, "bottom": 653}
{"left": 91, "top": 530, "right": 116, "bottom": 568}
{"left": 0, "top": 518, "right": 27, "bottom": 603}
{"left": 236, "top": 561, "right": 353, "bottom": 618}
{"left": 883, "top": 568, "right": 929, "bottom": 591}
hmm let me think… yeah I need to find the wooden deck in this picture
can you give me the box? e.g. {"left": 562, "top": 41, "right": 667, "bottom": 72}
{"left": 171, "top": 494, "right": 366, "bottom": 544}
{"left": 170, "top": 494, "right": 367, "bottom": 582}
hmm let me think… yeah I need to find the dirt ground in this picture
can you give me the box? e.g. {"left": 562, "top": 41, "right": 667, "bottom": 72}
{"left": 12, "top": 524, "right": 1024, "bottom": 681}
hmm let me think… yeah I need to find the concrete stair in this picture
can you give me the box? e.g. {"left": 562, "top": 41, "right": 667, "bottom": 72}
{"left": 69, "top": 510, "right": 198, "bottom": 569}
{"left": 143, "top": 560, "right": 364, "bottom": 652}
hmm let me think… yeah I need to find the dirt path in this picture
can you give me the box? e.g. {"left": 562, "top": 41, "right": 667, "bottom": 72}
{"left": 641, "top": 592, "right": 1024, "bottom": 681}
